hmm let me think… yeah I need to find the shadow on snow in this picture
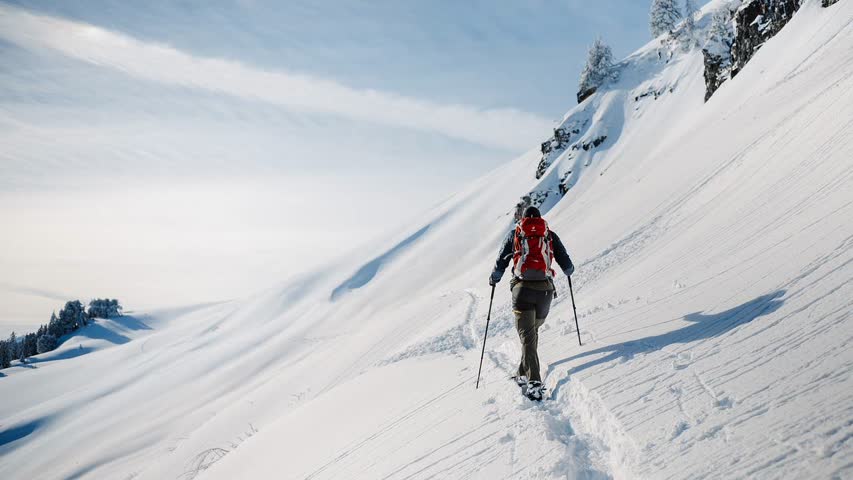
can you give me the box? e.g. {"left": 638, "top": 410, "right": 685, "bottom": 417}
{"left": 22, "top": 315, "right": 153, "bottom": 365}
{"left": 330, "top": 224, "right": 432, "bottom": 301}
{"left": 548, "top": 290, "right": 786, "bottom": 398}
{"left": 0, "top": 418, "right": 45, "bottom": 450}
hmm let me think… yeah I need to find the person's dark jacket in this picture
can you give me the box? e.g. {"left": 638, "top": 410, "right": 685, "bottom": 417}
{"left": 490, "top": 229, "right": 574, "bottom": 285}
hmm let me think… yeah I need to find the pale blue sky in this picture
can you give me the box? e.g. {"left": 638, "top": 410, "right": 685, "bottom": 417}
{"left": 0, "top": 0, "right": 653, "bottom": 333}
{"left": 4, "top": 0, "right": 651, "bottom": 116}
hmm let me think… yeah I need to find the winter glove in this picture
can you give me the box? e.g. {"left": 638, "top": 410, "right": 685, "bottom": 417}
{"left": 489, "top": 270, "right": 503, "bottom": 286}
{"left": 563, "top": 263, "right": 575, "bottom": 277}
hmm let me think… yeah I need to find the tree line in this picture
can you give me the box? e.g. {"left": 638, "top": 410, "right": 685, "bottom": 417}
{"left": 0, "top": 299, "right": 122, "bottom": 369}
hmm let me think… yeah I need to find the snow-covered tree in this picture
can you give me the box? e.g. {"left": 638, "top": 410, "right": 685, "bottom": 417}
{"left": 0, "top": 340, "right": 10, "bottom": 369}
{"left": 7, "top": 332, "right": 18, "bottom": 361}
{"left": 88, "top": 298, "right": 123, "bottom": 319}
{"left": 47, "top": 311, "right": 61, "bottom": 337}
{"left": 704, "top": 10, "right": 734, "bottom": 56}
{"left": 677, "top": 0, "right": 699, "bottom": 49}
{"left": 36, "top": 333, "right": 58, "bottom": 354}
{"left": 684, "top": 0, "right": 698, "bottom": 20}
{"left": 24, "top": 333, "right": 38, "bottom": 358}
{"left": 58, "top": 300, "right": 87, "bottom": 335}
{"left": 650, "top": 0, "right": 682, "bottom": 37}
{"left": 702, "top": 10, "right": 735, "bottom": 101}
{"left": 577, "top": 38, "right": 617, "bottom": 103}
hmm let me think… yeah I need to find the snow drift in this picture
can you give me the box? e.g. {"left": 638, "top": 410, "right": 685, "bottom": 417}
{"left": 1, "top": 1, "right": 851, "bottom": 479}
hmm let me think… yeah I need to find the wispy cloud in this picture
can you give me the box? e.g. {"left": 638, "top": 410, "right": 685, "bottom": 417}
{"left": 0, "top": 281, "right": 68, "bottom": 302}
{"left": 0, "top": 4, "right": 551, "bottom": 151}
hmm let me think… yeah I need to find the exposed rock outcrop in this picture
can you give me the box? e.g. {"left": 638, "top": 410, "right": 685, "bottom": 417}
{"left": 581, "top": 136, "right": 608, "bottom": 151}
{"left": 535, "top": 133, "right": 607, "bottom": 180}
{"left": 730, "top": 0, "right": 800, "bottom": 78}
{"left": 577, "top": 87, "right": 597, "bottom": 104}
{"left": 703, "top": 49, "right": 731, "bottom": 102}
{"left": 703, "top": 0, "right": 800, "bottom": 101}
{"left": 635, "top": 86, "right": 671, "bottom": 102}
{"left": 558, "top": 170, "right": 573, "bottom": 195}
{"left": 536, "top": 123, "right": 584, "bottom": 179}
{"left": 822, "top": 0, "right": 840, "bottom": 7}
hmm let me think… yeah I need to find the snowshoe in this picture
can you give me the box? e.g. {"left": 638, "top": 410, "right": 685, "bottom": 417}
{"left": 525, "top": 381, "right": 545, "bottom": 402}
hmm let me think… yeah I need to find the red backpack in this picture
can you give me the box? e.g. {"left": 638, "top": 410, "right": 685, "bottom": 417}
{"left": 512, "top": 217, "right": 555, "bottom": 281}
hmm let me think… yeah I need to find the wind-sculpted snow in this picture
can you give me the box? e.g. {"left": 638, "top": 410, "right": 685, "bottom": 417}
{"left": 2, "top": 1, "right": 852, "bottom": 479}
{"left": 331, "top": 224, "right": 433, "bottom": 301}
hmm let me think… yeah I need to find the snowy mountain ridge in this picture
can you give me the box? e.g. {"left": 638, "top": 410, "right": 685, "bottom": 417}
{"left": 528, "top": 0, "right": 752, "bottom": 217}
{"left": 1, "top": 1, "right": 852, "bottom": 479}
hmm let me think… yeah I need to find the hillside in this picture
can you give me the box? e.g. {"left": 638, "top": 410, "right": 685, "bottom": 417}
{"left": 1, "top": 1, "right": 851, "bottom": 479}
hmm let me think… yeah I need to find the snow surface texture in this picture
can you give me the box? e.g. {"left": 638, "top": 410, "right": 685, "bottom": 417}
{"left": 1, "top": 1, "right": 852, "bottom": 479}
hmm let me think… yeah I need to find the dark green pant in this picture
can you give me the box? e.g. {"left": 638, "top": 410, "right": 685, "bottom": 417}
{"left": 511, "top": 281, "right": 554, "bottom": 383}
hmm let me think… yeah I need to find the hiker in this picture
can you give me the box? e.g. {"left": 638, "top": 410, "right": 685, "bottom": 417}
{"left": 489, "top": 206, "right": 574, "bottom": 401}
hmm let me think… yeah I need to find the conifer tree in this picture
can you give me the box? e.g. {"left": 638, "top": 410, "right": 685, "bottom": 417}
{"left": 8, "top": 331, "right": 18, "bottom": 361}
{"left": 705, "top": 10, "right": 734, "bottom": 56}
{"left": 684, "top": 0, "right": 698, "bottom": 20}
{"left": 678, "top": 0, "right": 699, "bottom": 49}
{"left": 577, "top": 37, "right": 617, "bottom": 102}
{"left": 88, "top": 298, "right": 123, "bottom": 319}
{"left": 0, "top": 340, "right": 10, "bottom": 368}
{"left": 24, "top": 333, "right": 38, "bottom": 358}
{"left": 48, "top": 312, "right": 61, "bottom": 337}
{"left": 37, "top": 334, "right": 58, "bottom": 354}
{"left": 650, "top": 0, "right": 682, "bottom": 37}
{"left": 58, "top": 300, "right": 87, "bottom": 335}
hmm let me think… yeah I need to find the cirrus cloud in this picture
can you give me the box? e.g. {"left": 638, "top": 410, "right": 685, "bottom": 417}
{"left": 0, "top": 3, "right": 551, "bottom": 151}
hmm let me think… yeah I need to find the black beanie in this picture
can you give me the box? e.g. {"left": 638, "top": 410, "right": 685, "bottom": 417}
{"left": 523, "top": 206, "right": 541, "bottom": 218}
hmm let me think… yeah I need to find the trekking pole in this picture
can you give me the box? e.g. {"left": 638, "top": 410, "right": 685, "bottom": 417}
{"left": 568, "top": 276, "right": 582, "bottom": 346}
{"left": 475, "top": 285, "right": 496, "bottom": 389}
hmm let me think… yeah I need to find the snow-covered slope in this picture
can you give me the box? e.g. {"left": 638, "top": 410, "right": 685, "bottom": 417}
{"left": 1, "top": 1, "right": 851, "bottom": 479}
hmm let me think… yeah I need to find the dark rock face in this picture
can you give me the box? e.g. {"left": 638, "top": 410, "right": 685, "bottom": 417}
{"left": 703, "top": 0, "right": 801, "bottom": 101}
{"left": 536, "top": 125, "right": 582, "bottom": 179}
{"left": 703, "top": 49, "right": 730, "bottom": 102}
{"left": 534, "top": 153, "right": 555, "bottom": 179}
{"left": 822, "top": 0, "right": 840, "bottom": 7}
{"left": 535, "top": 132, "right": 606, "bottom": 179}
{"left": 730, "top": 0, "right": 800, "bottom": 78}
{"left": 635, "top": 86, "right": 670, "bottom": 102}
{"left": 558, "top": 170, "right": 573, "bottom": 195}
{"left": 582, "top": 136, "right": 607, "bottom": 151}
{"left": 577, "top": 87, "right": 597, "bottom": 104}
{"left": 540, "top": 127, "right": 577, "bottom": 156}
